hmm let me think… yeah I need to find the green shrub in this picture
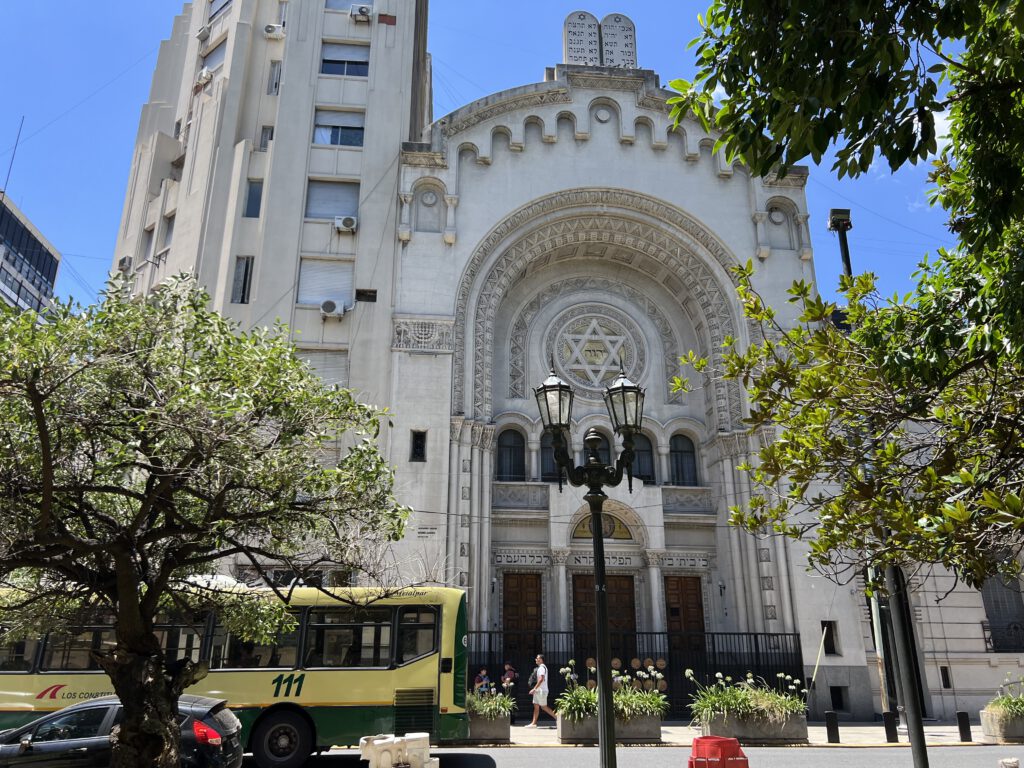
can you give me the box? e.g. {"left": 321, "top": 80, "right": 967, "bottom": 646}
{"left": 687, "top": 671, "right": 807, "bottom": 725}
{"left": 553, "top": 660, "right": 669, "bottom": 723}
{"left": 987, "top": 677, "right": 1024, "bottom": 719}
{"left": 465, "top": 692, "right": 515, "bottom": 720}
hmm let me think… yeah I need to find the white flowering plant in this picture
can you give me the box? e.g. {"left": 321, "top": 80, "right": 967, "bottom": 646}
{"left": 686, "top": 670, "right": 807, "bottom": 725}
{"left": 555, "top": 660, "right": 669, "bottom": 723}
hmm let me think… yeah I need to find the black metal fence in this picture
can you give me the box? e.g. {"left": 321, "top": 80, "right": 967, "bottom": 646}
{"left": 468, "top": 630, "right": 803, "bottom": 720}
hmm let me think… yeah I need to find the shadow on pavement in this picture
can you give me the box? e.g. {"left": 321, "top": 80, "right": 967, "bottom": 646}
{"left": 261, "top": 752, "right": 499, "bottom": 768}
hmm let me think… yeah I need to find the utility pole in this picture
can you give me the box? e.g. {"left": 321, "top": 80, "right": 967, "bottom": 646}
{"left": 827, "top": 208, "right": 929, "bottom": 768}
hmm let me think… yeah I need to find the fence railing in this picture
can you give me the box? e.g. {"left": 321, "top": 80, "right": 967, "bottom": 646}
{"left": 467, "top": 629, "right": 803, "bottom": 720}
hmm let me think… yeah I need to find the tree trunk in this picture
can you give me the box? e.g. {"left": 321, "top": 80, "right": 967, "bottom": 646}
{"left": 97, "top": 647, "right": 182, "bottom": 768}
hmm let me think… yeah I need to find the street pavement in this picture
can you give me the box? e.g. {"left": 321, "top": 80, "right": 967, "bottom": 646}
{"left": 244, "top": 722, "right": 1024, "bottom": 767}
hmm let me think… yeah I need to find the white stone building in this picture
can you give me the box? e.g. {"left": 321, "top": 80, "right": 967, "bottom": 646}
{"left": 114, "top": 0, "right": 1024, "bottom": 721}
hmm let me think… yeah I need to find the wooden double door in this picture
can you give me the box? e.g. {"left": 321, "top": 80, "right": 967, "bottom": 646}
{"left": 665, "top": 575, "right": 705, "bottom": 654}
{"left": 572, "top": 574, "right": 637, "bottom": 662}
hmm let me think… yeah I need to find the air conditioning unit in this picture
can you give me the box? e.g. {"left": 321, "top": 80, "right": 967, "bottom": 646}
{"left": 334, "top": 215, "right": 358, "bottom": 233}
{"left": 196, "top": 67, "right": 214, "bottom": 85}
{"left": 263, "top": 23, "right": 285, "bottom": 39}
{"left": 117, "top": 256, "right": 133, "bottom": 273}
{"left": 350, "top": 4, "right": 372, "bottom": 22}
{"left": 196, "top": 24, "right": 211, "bottom": 41}
{"left": 319, "top": 299, "right": 347, "bottom": 319}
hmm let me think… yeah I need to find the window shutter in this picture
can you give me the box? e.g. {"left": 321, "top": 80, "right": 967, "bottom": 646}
{"left": 322, "top": 43, "right": 370, "bottom": 62}
{"left": 314, "top": 110, "right": 365, "bottom": 128}
{"left": 299, "top": 350, "right": 350, "bottom": 388}
{"left": 297, "top": 260, "right": 353, "bottom": 306}
{"left": 305, "top": 181, "right": 360, "bottom": 219}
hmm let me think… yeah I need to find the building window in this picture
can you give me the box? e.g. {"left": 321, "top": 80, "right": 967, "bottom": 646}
{"left": 829, "top": 685, "right": 848, "bottom": 712}
{"left": 631, "top": 433, "right": 656, "bottom": 484}
{"left": 313, "top": 111, "right": 365, "bottom": 147}
{"left": 940, "top": 665, "right": 952, "bottom": 689}
{"left": 669, "top": 434, "right": 698, "bottom": 486}
{"left": 258, "top": 125, "right": 274, "bottom": 151}
{"left": 321, "top": 43, "right": 370, "bottom": 77}
{"left": 495, "top": 430, "right": 526, "bottom": 482}
{"left": 298, "top": 349, "right": 350, "bottom": 388}
{"left": 231, "top": 256, "right": 254, "bottom": 304}
{"left": 410, "top": 431, "right": 427, "bottom": 462}
{"left": 305, "top": 180, "right": 359, "bottom": 219}
{"left": 267, "top": 60, "right": 282, "bottom": 95}
{"left": 161, "top": 214, "right": 175, "bottom": 251}
{"left": 243, "top": 180, "right": 263, "bottom": 218}
{"left": 296, "top": 259, "right": 353, "bottom": 307}
{"left": 540, "top": 432, "right": 560, "bottom": 482}
{"left": 277, "top": 0, "right": 289, "bottom": 24}
{"left": 202, "top": 40, "right": 227, "bottom": 72}
{"left": 139, "top": 227, "right": 154, "bottom": 263}
{"left": 981, "top": 576, "right": 1024, "bottom": 651}
{"left": 821, "top": 620, "right": 839, "bottom": 655}
{"left": 209, "top": 0, "right": 232, "bottom": 20}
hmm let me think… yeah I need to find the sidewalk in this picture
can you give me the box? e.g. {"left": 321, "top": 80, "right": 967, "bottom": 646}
{"left": 506, "top": 721, "right": 989, "bottom": 748}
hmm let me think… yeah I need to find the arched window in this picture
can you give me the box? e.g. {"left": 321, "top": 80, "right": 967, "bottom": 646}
{"left": 669, "top": 434, "right": 698, "bottom": 486}
{"left": 495, "top": 430, "right": 525, "bottom": 481}
{"left": 594, "top": 432, "right": 611, "bottom": 467}
{"left": 631, "top": 434, "right": 656, "bottom": 484}
{"left": 540, "top": 432, "right": 560, "bottom": 482}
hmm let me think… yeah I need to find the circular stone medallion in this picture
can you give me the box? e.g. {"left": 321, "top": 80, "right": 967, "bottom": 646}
{"left": 545, "top": 305, "right": 646, "bottom": 400}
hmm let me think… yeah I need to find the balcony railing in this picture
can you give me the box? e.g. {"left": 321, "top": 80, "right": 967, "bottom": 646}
{"left": 982, "top": 621, "right": 1024, "bottom": 652}
{"left": 468, "top": 629, "right": 803, "bottom": 719}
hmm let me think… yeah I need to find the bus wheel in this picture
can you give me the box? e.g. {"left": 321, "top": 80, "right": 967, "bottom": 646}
{"left": 251, "top": 710, "right": 313, "bottom": 768}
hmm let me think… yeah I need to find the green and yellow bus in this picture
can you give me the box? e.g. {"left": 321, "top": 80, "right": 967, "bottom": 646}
{"left": 0, "top": 586, "right": 469, "bottom": 768}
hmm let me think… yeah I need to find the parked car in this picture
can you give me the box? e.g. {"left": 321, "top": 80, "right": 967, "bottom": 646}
{"left": 0, "top": 694, "right": 242, "bottom": 767}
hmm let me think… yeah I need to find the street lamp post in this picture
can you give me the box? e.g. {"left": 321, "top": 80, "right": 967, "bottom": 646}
{"left": 534, "top": 365, "right": 645, "bottom": 768}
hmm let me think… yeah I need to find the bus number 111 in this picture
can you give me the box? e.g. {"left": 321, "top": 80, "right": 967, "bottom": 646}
{"left": 270, "top": 673, "right": 306, "bottom": 698}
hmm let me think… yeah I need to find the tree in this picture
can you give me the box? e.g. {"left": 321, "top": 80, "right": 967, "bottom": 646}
{"left": 670, "top": 1, "right": 1024, "bottom": 585}
{"left": 0, "top": 276, "right": 409, "bottom": 768}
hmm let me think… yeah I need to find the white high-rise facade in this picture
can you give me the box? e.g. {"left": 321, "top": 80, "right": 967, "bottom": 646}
{"left": 115, "top": 1, "right": 1024, "bottom": 722}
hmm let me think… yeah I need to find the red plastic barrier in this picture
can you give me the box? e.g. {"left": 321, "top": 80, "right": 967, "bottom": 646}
{"left": 688, "top": 735, "right": 749, "bottom": 768}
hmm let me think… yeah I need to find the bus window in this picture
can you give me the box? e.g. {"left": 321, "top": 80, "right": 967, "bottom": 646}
{"left": 208, "top": 617, "right": 300, "bottom": 669}
{"left": 0, "top": 636, "right": 40, "bottom": 672}
{"left": 154, "top": 621, "right": 204, "bottom": 665}
{"left": 305, "top": 607, "right": 391, "bottom": 668}
{"left": 42, "top": 627, "right": 116, "bottom": 671}
{"left": 396, "top": 606, "right": 437, "bottom": 664}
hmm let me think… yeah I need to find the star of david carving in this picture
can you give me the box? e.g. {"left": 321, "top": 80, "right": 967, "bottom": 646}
{"left": 563, "top": 319, "right": 626, "bottom": 387}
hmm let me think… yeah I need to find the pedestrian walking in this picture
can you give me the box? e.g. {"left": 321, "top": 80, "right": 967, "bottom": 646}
{"left": 524, "top": 653, "right": 556, "bottom": 727}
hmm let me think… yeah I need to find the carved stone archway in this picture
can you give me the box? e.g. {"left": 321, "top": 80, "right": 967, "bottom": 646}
{"left": 452, "top": 188, "right": 745, "bottom": 428}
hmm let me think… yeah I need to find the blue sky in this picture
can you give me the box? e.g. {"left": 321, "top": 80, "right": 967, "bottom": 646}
{"left": 0, "top": 1, "right": 956, "bottom": 305}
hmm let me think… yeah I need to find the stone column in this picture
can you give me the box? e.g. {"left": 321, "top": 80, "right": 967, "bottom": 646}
{"left": 527, "top": 438, "right": 540, "bottom": 481}
{"left": 446, "top": 417, "right": 465, "bottom": 584}
{"left": 552, "top": 548, "right": 570, "bottom": 632}
{"left": 795, "top": 213, "right": 813, "bottom": 260}
{"left": 480, "top": 425, "right": 496, "bottom": 629}
{"left": 398, "top": 192, "right": 413, "bottom": 243}
{"left": 645, "top": 550, "right": 667, "bottom": 632}
{"left": 443, "top": 194, "right": 458, "bottom": 245}
{"left": 752, "top": 211, "right": 771, "bottom": 260}
{"left": 469, "top": 421, "right": 484, "bottom": 629}
{"left": 656, "top": 444, "right": 670, "bottom": 487}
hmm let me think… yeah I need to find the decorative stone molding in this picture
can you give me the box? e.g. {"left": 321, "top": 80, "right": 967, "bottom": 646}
{"left": 565, "top": 72, "right": 645, "bottom": 92}
{"left": 644, "top": 550, "right": 665, "bottom": 568}
{"left": 662, "top": 487, "right": 715, "bottom": 514}
{"left": 450, "top": 416, "right": 465, "bottom": 442}
{"left": 760, "top": 576, "right": 775, "bottom": 591}
{"left": 493, "top": 549, "right": 553, "bottom": 566}
{"left": 763, "top": 605, "right": 778, "bottom": 620}
{"left": 551, "top": 548, "right": 570, "bottom": 566}
{"left": 757, "top": 547, "right": 771, "bottom": 563}
{"left": 481, "top": 425, "right": 497, "bottom": 452}
{"left": 441, "top": 89, "right": 572, "bottom": 137}
{"left": 453, "top": 189, "right": 744, "bottom": 428}
{"left": 492, "top": 482, "right": 549, "bottom": 511}
{"left": 392, "top": 318, "right": 455, "bottom": 353}
{"left": 763, "top": 168, "right": 809, "bottom": 188}
{"left": 660, "top": 551, "right": 712, "bottom": 570}
{"left": 401, "top": 149, "right": 447, "bottom": 168}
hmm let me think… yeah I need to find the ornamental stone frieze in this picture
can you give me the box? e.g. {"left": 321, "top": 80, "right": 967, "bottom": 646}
{"left": 392, "top": 318, "right": 455, "bottom": 353}
{"left": 491, "top": 482, "right": 549, "bottom": 511}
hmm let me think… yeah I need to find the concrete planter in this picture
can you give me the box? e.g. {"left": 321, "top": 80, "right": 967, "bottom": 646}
{"left": 467, "top": 713, "right": 511, "bottom": 743}
{"left": 702, "top": 713, "right": 808, "bottom": 744}
{"left": 981, "top": 709, "right": 1024, "bottom": 744}
{"left": 556, "top": 713, "right": 662, "bottom": 744}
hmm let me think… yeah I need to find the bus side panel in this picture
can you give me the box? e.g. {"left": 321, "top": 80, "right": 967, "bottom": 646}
{"left": 453, "top": 596, "right": 467, "bottom": 710}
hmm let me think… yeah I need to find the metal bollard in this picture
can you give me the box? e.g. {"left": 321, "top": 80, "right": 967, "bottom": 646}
{"left": 883, "top": 710, "right": 899, "bottom": 743}
{"left": 955, "top": 710, "right": 972, "bottom": 742}
{"left": 825, "top": 710, "right": 840, "bottom": 743}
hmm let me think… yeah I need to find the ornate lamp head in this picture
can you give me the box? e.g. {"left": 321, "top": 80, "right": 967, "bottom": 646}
{"left": 603, "top": 365, "right": 644, "bottom": 434}
{"left": 534, "top": 366, "right": 574, "bottom": 431}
